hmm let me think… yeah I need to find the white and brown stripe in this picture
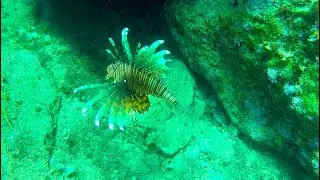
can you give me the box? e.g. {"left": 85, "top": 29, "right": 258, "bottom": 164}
{"left": 106, "top": 61, "right": 177, "bottom": 105}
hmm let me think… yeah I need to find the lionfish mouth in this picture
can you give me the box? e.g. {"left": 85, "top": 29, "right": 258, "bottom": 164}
{"left": 74, "top": 28, "right": 176, "bottom": 131}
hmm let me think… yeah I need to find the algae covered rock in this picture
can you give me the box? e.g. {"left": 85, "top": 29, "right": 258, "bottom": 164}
{"left": 165, "top": 0, "right": 319, "bottom": 177}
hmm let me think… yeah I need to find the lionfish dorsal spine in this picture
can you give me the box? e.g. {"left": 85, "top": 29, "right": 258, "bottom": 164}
{"left": 121, "top": 28, "right": 133, "bottom": 62}
{"left": 106, "top": 49, "right": 117, "bottom": 60}
{"left": 135, "top": 42, "right": 141, "bottom": 54}
{"left": 145, "top": 40, "right": 165, "bottom": 58}
{"left": 135, "top": 46, "right": 149, "bottom": 64}
{"left": 107, "top": 37, "right": 123, "bottom": 62}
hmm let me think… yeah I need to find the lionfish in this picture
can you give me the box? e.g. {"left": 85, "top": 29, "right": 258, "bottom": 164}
{"left": 74, "top": 28, "right": 176, "bottom": 131}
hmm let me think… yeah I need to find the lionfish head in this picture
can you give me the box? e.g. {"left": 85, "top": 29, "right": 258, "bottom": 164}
{"left": 105, "top": 61, "right": 121, "bottom": 82}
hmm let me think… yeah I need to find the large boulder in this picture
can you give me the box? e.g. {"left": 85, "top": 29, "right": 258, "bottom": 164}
{"left": 165, "top": 0, "right": 319, "bottom": 177}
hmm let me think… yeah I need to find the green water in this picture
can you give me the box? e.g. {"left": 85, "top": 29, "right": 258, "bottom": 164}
{"left": 1, "top": 0, "right": 318, "bottom": 179}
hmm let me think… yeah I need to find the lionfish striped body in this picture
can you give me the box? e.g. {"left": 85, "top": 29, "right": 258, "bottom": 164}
{"left": 74, "top": 28, "right": 176, "bottom": 131}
